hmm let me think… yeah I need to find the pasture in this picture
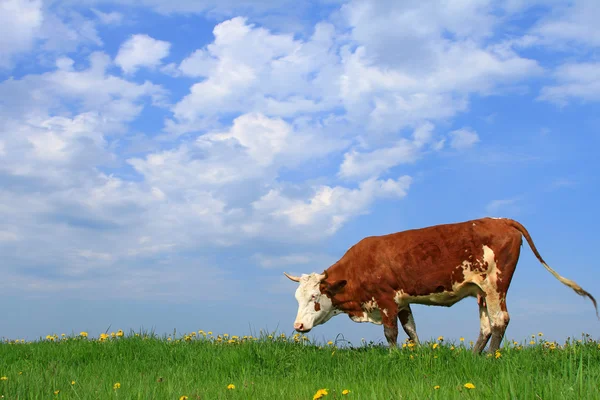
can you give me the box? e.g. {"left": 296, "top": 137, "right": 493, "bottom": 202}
{"left": 1, "top": 330, "right": 599, "bottom": 399}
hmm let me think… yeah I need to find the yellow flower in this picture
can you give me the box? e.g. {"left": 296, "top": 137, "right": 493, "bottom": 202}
{"left": 495, "top": 350, "right": 501, "bottom": 359}
{"left": 342, "top": 389, "right": 350, "bottom": 395}
{"left": 538, "top": 332, "right": 543, "bottom": 337}
{"left": 80, "top": 332, "right": 88, "bottom": 337}
{"left": 437, "top": 336, "right": 444, "bottom": 341}
{"left": 434, "top": 385, "right": 440, "bottom": 390}
{"left": 223, "top": 334, "right": 229, "bottom": 338}
{"left": 464, "top": 383, "right": 476, "bottom": 389}
{"left": 117, "top": 330, "right": 124, "bottom": 337}
{"left": 113, "top": 382, "right": 121, "bottom": 390}
{"left": 450, "top": 346, "right": 455, "bottom": 350}
{"left": 432, "top": 343, "right": 439, "bottom": 349}
{"left": 208, "top": 331, "right": 213, "bottom": 335}
{"left": 327, "top": 341, "right": 334, "bottom": 345}
{"left": 179, "top": 396, "right": 188, "bottom": 400}
{"left": 46, "top": 335, "right": 55, "bottom": 341}
{"left": 71, "top": 381, "right": 76, "bottom": 385}
{"left": 459, "top": 337, "right": 464, "bottom": 342}
{"left": 232, "top": 336, "right": 239, "bottom": 340}
{"left": 111, "top": 332, "right": 116, "bottom": 338}
{"left": 18, "top": 372, "right": 22, "bottom": 375}
{"left": 54, "top": 390, "right": 60, "bottom": 395}
{"left": 313, "top": 388, "right": 328, "bottom": 399}
{"left": 0, "top": 376, "right": 7, "bottom": 381}
{"left": 61, "top": 333, "right": 66, "bottom": 337}
{"left": 100, "top": 333, "right": 109, "bottom": 340}
{"left": 530, "top": 340, "right": 535, "bottom": 345}
{"left": 167, "top": 337, "right": 172, "bottom": 341}
{"left": 227, "top": 384, "right": 235, "bottom": 390}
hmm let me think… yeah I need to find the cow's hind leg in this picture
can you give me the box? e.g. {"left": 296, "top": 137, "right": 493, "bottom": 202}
{"left": 472, "top": 294, "right": 492, "bottom": 354}
{"left": 486, "top": 291, "right": 510, "bottom": 353}
{"left": 398, "top": 306, "right": 420, "bottom": 345}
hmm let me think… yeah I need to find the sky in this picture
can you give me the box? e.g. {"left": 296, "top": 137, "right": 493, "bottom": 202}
{"left": 1, "top": 0, "right": 599, "bottom": 346}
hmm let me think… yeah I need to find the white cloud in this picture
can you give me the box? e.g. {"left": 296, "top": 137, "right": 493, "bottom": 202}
{"left": 531, "top": 0, "right": 600, "bottom": 48}
{"left": 115, "top": 34, "right": 171, "bottom": 74}
{"left": 169, "top": 17, "right": 341, "bottom": 133}
{"left": 538, "top": 62, "right": 600, "bottom": 105}
{"left": 92, "top": 8, "right": 124, "bottom": 25}
{"left": 251, "top": 176, "right": 412, "bottom": 236}
{"left": 0, "top": 0, "right": 43, "bottom": 68}
{"left": 339, "top": 122, "right": 436, "bottom": 180}
{"left": 449, "top": 128, "right": 480, "bottom": 150}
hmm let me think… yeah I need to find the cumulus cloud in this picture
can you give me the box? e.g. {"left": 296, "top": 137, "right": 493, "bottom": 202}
{"left": 449, "top": 128, "right": 480, "bottom": 150}
{"left": 538, "top": 62, "right": 600, "bottom": 105}
{"left": 115, "top": 34, "right": 171, "bottom": 74}
{"left": 0, "top": 0, "right": 43, "bottom": 68}
{"left": 531, "top": 0, "right": 600, "bottom": 48}
{"left": 251, "top": 176, "right": 412, "bottom": 236}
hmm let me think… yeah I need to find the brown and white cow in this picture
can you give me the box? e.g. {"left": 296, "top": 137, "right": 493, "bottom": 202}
{"left": 284, "top": 217, "right": 598, "bottom": 353}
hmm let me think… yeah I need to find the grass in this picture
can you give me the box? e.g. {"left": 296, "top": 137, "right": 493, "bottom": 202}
{"left": 1, "top": 330, "right": 600, "bottom": 399}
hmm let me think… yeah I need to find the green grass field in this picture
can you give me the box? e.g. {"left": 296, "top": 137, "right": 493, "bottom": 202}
{"left": 1, "top": 330, "right": 599, "bottom": 399}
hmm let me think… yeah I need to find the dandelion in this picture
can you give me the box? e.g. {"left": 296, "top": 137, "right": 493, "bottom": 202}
{"left": 538, "top": 332, "right": 543, "bottom": 337}
{"left": 432, "top": 343, "right": 439, "bottom": 349}
{"left": 54, "top": 390, "right": 60, "bottom": 395}
{"left": 113, "top": 383, "right": 121, "bottom": 390}
{"left": 208, "top": 331, "right": 213, "bottom": 335}
{"left": 46, "top": 335, "right": 55, "bottom": 341}
{"left": 327, "top": 341, "right": 334, "bottom": 346}
{"left": 61, "top": 334, "right": 66, "bottom": 337}
{"left": 179, "top": 396, "right": 188, "bottom": 400}
{"left": 437, "top": 336, "right": 444, "bottom": 341}
{"left": 117, "top": 330, "right": 124, "bottom": 337}
{"left": 71, "top": 381, "right": 76, "bottom": 385}
{"left": 223, "top": 334, "right": 229, "bottom": 338}
{"left": 529, "top": 340, "right": 535, "bottom": 345}
{"left": 80, "top": 332, "right": 88, "bottom": 338}
{"left": 464, "top": 383, "right": 476, "bottom": 389}
{"left": 227, "top": 384, "right": 235, "bottom": 390}
{"left": 450, "top": 346, "right": 455, "bottom": 351}
{"left": 459, "top": 337, "right": 465, "bottom": 342}
{"left": 0, "top": 376, "right": 7, "bottom": 381}
{"left": 434, "top": 385, "right": 440, "bottom": 390}
{"left": 342, "top": 389, "right": 351, "bottom": 395}
{"left": 313, "top": 388, "right": 328, "bottom": 399}
{"left": 18, "top": 372, "right": 22, "bottom": 375}
{"left": 495, "top": 350, "right": 501, "bottom": 359}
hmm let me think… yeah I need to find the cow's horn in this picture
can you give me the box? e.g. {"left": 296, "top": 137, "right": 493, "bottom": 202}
{"left": 283, "top": 272, "right": 301, "bottom": 282}
{"left": 316, "top": 270, "right": 328, "bottom": 281}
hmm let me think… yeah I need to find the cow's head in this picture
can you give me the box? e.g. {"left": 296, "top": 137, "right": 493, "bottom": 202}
{"left": 284, "top": 271, "right": 347, "bottom": 332}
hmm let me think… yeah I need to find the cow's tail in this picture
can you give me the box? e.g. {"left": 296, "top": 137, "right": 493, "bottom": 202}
{"left": 507, "top": 219, "right": 599, "bottom": 319}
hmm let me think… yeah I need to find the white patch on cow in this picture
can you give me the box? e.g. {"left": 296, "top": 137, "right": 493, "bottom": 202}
{"left": 350, "top": 298, "right": 383, "bottom": 324}
{"left": 383, "top": 308, "right": 389, "bottom": 317}
{"left": 292, "top": 273, "right": 338, "bottom": 331}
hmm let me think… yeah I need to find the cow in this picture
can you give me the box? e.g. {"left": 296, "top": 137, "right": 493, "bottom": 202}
{"left": 284, "top": 217, "right": 598, "bottom": 353}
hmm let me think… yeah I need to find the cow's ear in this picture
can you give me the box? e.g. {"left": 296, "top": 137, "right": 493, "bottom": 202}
{"left": 327, "top": 280, "right": 347, "bottom": 296}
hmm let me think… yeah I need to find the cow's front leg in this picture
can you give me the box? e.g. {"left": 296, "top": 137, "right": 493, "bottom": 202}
{"left": 383, "top": 320, "right": 398, "bottom": 348}
{"left": 398, "top": 306, "right": 420, "bottom": 345}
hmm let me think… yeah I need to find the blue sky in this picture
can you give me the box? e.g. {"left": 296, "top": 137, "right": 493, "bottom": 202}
{"left": 1, "top": 0, "right": 599, "bottom": 346}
